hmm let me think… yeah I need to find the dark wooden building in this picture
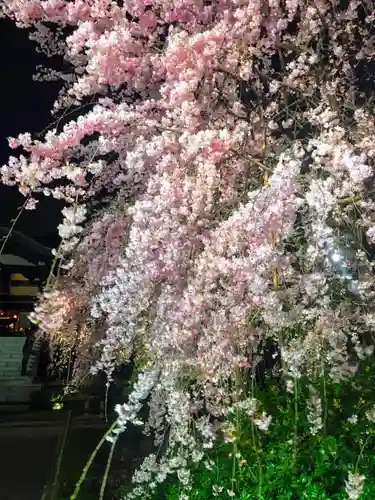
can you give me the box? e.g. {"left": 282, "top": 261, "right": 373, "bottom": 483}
{"left": 0, "top": 227, "right": 53, "bottom": 335}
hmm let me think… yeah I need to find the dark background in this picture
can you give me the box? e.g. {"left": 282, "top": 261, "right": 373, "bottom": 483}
{"left": 0, "top": 18, "right": 62, "bottom": 248}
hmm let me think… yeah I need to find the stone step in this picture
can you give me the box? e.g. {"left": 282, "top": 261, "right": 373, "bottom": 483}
{"left": 0, "top": 344, "right": 24, "bottom": 349}
{"left": 0, "top": 388, "right": 38, "bottom": 403}
{"left": 0, "top": 342, "right": 24, "bottom": 345}
{"left": 0, "top": 337, "right": 40, "bottom": 381}
{"left": 0, "top": 337, "right": 25, "bottom": 379}
{"left": 0, "top": 338, "right": 25, "bottom": 342}
{"left": 0, "top": 340, "right": 24, "bottom": 343}
{"left": 0, "top": 378, "right": 34, "bottom": 386}
{"left": 0, "top": 341, "right": 25, "bottom": 347}
{"left": 0, "top": 376, "right": 41, "bottom": 403}
{"left": 0, "top": 344, "right": 23, "bottom": 348}
{"left": 0, "top": 355, "right": 23, "bottom": 360}
{"left": 0, "top": 340, "right": 24, "bottom": 344}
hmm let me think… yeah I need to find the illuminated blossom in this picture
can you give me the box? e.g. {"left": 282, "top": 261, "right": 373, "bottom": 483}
{"left": 2, "top": 0, "right": 375, "bottom": 497}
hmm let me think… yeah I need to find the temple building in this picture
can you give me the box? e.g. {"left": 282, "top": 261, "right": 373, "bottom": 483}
{"left": 0, "top": 227, "right": 52, "bottom": 336}
{"left": 0, "top": 228, "right": 53, "bottom": 403}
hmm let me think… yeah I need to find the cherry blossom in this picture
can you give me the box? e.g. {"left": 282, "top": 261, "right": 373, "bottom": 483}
{"left": 2, "top": 0, "right": 375, "bottom": 496}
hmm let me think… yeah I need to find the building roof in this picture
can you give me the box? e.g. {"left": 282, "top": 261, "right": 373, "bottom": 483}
{"left": 0, "top": 227, "right": 53, "bottom": 266}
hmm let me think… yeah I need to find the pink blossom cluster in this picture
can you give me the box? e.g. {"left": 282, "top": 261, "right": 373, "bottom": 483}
{"left": 3, "top": 0, "right": 375, "bottom": 495}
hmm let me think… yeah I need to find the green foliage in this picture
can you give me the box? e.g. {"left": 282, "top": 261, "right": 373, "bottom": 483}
{"left": 163, "top": 359, "right": 375, "bottom": 500}
{"left": 51, "top": 392, "right": 65, "bottom": 411}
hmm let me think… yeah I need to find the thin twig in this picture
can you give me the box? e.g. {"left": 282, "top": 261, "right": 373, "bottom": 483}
{"left": 99, "top": 439, "right": 116, "bottom": 500}
{"left": 70, "top": 421, "right": 118, "bottom": 500}
{"left": 50, "top": 410, "right": 73, "bottom": 500}
{"left": 0, "top": 194, "right": 31, "bottom": 257}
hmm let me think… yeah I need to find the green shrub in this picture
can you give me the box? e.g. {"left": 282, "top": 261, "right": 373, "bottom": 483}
{"left": 163, "top": 360, "right": 375, "bottom": 500}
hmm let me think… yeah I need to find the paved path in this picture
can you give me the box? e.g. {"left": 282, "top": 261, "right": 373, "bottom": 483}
{"left": 0, "top": 411, "right": 152, "bottom": 500}
{"left": 0, "top": 425, "right": 59, "bottom": 500}
{"left": 0, "top": 415, "right": 108, "bottom": 500}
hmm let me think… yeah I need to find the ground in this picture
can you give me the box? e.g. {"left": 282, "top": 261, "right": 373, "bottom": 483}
{"left": 0, "top": 413, "right": 109, "bottom": 500}
{"left": 0, "top": 424, "right": 59, "bottom": 500}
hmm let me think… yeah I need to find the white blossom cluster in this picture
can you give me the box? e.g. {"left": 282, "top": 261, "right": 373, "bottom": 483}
{"left": 4, "top": 1, "right": 375, "bottom": 497}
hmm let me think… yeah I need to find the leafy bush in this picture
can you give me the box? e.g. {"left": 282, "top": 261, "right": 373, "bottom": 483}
{"left": 164, "top": 359, "right": 375, "bottom": 500}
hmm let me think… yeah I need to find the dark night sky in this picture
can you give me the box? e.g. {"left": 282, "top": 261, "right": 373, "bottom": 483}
{"left": 0, "top": 18, "right": 62, "bottom": 248}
